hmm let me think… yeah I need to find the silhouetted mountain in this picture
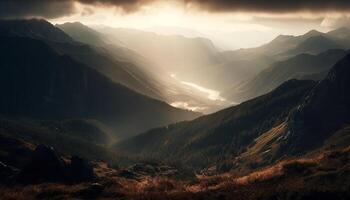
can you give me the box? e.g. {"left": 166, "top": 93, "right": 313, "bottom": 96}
{"left": 224, "top": 49, "right": 348, "bottom": 103}
{"left": 0, "top": 19, "right": 166, "bottom": 100}
{"left": 0, "top": 36, "right": 199, "bottom": 139}
{"left": 115, "top": 79, "right": 315, "bottom": 169}
{"left": 0, "top": 18, "right": 74, "bottom": 43}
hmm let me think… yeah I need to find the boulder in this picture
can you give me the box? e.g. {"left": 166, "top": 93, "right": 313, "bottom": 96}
{"left": 117, "top": 169, "right": 140, "bottom": 180}
{"left": 19, "top": 144, "right": 67, "bottom": 183}
{"left": 69, "top": 156, "right": 95, "bottom": 182}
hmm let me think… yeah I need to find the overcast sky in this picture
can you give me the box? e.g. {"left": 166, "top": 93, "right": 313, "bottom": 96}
{"left": 2, "top": 0, "right": 350, "bottom": 49}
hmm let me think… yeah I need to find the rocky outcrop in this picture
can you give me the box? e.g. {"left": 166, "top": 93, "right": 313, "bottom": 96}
{"left": 69, "top": 156, "right": 95, "bottom": 182}
{"left": 117, "top": 162, "right": 179, "bottom": 180}
{"left": 17, "top": 144, "right": 95, "bottom": 183}
{"left": 18, "top": 145, "right": 67, "bottom": 183}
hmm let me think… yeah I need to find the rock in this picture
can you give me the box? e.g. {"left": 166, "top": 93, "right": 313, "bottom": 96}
{"left": 130, "top": 163, "right": 157, "bottom": 176}
{"left": 117, "top": 169, "right": 139, "bottom": 179}
{"left": 69, "top": 156, "right": 95, "bottom": 182}
{"left": 0, "top": 161, "right": 20, "bottom": 182}
{"left": 76, "top": 182, "right": 104, "bottom": 198}
{"left": 19, "top": 144, "right": 67, "bottom": 183}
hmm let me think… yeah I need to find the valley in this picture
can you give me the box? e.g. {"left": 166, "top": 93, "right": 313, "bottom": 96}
{"left": 0, "top": 1, "right": 350, "bottom": 199}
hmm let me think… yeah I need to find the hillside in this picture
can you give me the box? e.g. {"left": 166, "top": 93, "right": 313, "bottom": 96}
{"left": 0, "top": 36, "right": 199, "bottom": 139}
{"left": 116, "top": 52, "right": 350, "bottom": 172}
{"left": 281, "top": 35, "right": 343, "bottom": 57}
{"left": 222, "top": 52, "right": 350, "bottom": 173}
{"left": 115, "top": 79, "right": 315, "bottom": 169}
{"left": 56, "top": 22, "right": 108, "bottom": 46}
{"left": 0, "top": 19, "right": 167, "bottom": 100}
{"left": 224, "top": 49, "right": 348, "bottom": 102}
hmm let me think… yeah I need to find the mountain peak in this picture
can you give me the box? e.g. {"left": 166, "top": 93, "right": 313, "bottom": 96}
{"left": 303, "top": 29, "right": 323, "bottom": 38}
{"left": 57, "top": 21, "right": 86, "bottom": 28}
{"left": 0, "top": 18, "right": 74, "bottom": 43}
{"left": 272, "top": 34, "right": 294, "bottom": 42}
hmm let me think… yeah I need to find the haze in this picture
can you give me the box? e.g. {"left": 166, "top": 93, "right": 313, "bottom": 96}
{"left": 48, "top": 1, "right": 349, "bottom": 49}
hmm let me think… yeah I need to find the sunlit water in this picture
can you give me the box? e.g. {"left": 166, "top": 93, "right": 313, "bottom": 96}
{"left": 181, "top": 81, "right": 226, "bottom": 102}
{"left": 169, "top": 73, "right": 234, "bottom": 113}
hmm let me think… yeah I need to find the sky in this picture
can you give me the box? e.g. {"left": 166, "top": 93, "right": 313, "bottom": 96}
{"left": 1, "top": 0, "right": 350, "bottom": 49}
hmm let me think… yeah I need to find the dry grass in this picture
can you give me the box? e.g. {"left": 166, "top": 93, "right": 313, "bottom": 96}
{"left": 0, "top": 146, "right": 348, "bottom": 200}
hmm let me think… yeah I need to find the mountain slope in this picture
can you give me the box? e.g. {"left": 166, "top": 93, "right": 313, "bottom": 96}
{"left": 0, "top": 19, "right": 166, "bottom": 100}
{"left": 56, "top": 22, "right": 108, "bottom": 46}
{"left": 0, "top": 36, "right": 199, "bottom": 139}
{"left": 96, "top": 27, "right": 227, "bottom": 88}
{"left": 0, "top": 18, "right": 74, "bottom": 43}
{"left": 282, "top": 52, "right": 350, "bottom": 154}
{"left": 281, "top": 35, "right": 343, "bottom": 57}
{"left": 225, "top": 52, "right": 350, "bottom": 173}
{"left": 224, "top": 49, "right": 348, "bottom": 102}
{"left": 116, "top": 52, "right": 350, "bottom": 171}
{"left": 115, "top": 79, "right": 315, "bottom": 168}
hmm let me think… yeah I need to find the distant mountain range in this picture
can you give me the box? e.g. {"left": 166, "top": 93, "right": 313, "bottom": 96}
{"left": 224, "top": 49, "right": 348, "bottom": 102}
{"left": 222, "top": 28, "right": 350, "bottom": 103}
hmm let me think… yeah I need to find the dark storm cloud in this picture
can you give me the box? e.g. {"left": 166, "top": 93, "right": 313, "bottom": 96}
{"left": 1, "top": 0, "right": 350, "bottom": 19}
{"left": 0, "top": 0, "right": 76, "bottom": 19}
{"left": 76, "top": 0, "right": 350, "bottom": 13}
{"left": 0, "top": 0, "right": 153, "bottom": 19}
{"left": 184, "top": 0, "right": 350, "bottom": 13}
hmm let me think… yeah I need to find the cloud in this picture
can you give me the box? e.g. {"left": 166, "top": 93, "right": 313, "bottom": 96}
{"left": 184, "top": 0, "right": 350, "bottom": 13}
{"left": 321, "top": 16, "right": 350, "bottom": 29}
{"left": 0, "top": 0, "right": 76, "bottom": 19}
{"left": 2, "top": 0, "right": 350, "bottom": 19}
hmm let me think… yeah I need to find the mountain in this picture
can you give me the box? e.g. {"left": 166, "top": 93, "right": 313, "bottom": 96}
{"left": 0, "top": 19, "right": 167, "bottom": 101}
{"left": 281, "top": 52, "right": 350, "bottom": 154}
{"left": 233, "top": 29, "right": 325, "bottom": 58}
{"left": 56, "top": 22, "right": 233, "bottom": 113}
{"left": 222, "top": 53, "right": 350, "bottom": 172}
{"left": 280, "top": 35, "right": 343, "bottom": 57}
{"left": 0, "top": 36, "right": 199, "bottom": 139}
{"left": 114, "top": 79, "right": 315, "bottom": 169}
{"left": 115, "top": 52, "right": 350, "bottom": 171}
{"left": 95, "top": 27, "right": 226, "bottom": 88}
{"left": 56, "top": 22, "right": 109, "bottom": 46}
{"left": 228, "top": 28, "right": 350, "bottom": 62}
{"left": 327, "top": 27, "right": 350, "bottom": 43}
{"left": 224, "top": 49, "right": 348, "bottom": 103}
{"left": 0, "top": 18, "right": 74, "bottom": 43}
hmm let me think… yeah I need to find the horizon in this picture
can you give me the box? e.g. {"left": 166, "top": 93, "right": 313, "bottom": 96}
{"left": 2, "top": 1, "right": 350, "bottom": 49}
